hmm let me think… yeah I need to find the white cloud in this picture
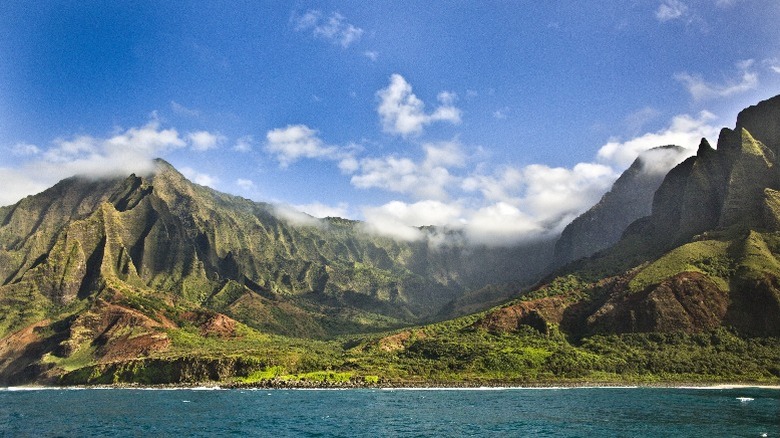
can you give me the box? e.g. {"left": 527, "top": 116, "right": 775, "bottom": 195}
{"left": 236, "top": 178, "right": 254, "bottom": 190}
{"left": 597, "top": 111, "right": 717, "bottom": 168}
{"left": 271, "top": 204, "right": 323, "bottom": 227}
{"left": 293, "top": 201, "right": 350, "bottom": 219}
{"left": 233, "top": 135, "right": 253, "bottom": 152}
{"left": 0, "top": 168, "right": 50, "bottom": 207}
{"left": 292, "top": 10, "right": 364, "bottom": 48}
{"left": 656, "top": 0, "right": 689, "bottom": 22}
{"left": 181, "top": 167, "right": 219, "bottom": 188}
{"left": 10, "top": 143, "right": 41, "bottom": 156}
{"left": 364, "top": 51, "right": 379, "bottom": 61}
{"left": 265, "top": 124, "right": 353, "bottom": 168}
{"left": 0, "top": 121, "right": 188, "bottom": 206}
{"left": 365, "top": 200, "right": 462, "bottom": 228}
{"left": 675, "top": 60, "right": 758, "bottom": 101}
{"left": 637, "top": 145, "right": 693, "bottom": 175}
{"left": 465, "top": 202, "right": 544, "bottom": 245}
{"left": 519, "top": 163, "right": 617, "bottom": 227}
{"left": 376, "top": 74, "right": 462, "bottom": 137}
{"left": 351, "top": 141, "right": 464, "bottom": 200}
{"left": 462, "top": 167, "right": 524, "bottom": 204}
{"left": 188, "top": 130, "right": 226, "bottom": 151}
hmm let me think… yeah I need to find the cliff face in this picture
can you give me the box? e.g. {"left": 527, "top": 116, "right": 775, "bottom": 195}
{"left": 553, "top": 146, "right": 687, "bottom": 267}
{"left": 638, "top": 95, "right": 780, "bottom": 249}
{"left": 480, "top": 95, "right": 780, "bottom": 338}
{"left": 0, "top": 160, "right": 552, "bottom": 340}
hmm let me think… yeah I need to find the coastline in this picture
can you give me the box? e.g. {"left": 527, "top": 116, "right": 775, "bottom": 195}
{"left": 3, "top": 381, "right": 780, "bottom": 391}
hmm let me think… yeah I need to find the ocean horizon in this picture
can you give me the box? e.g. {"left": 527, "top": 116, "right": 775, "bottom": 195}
{"left": 2, "top": 386, "right": 777, "bottom": 436}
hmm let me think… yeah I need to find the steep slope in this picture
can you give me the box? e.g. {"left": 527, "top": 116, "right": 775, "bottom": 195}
{"left": 478, "top": 94, "right": 780, "bottom": 339}
{"left": 0, "top": 160, "right": 552, "bottom": 337}
{"left": 0, "top": 160, "right": 559, "bottom": 383}
{"left": 552, "top": 146, "right": 687, "bottom": 267}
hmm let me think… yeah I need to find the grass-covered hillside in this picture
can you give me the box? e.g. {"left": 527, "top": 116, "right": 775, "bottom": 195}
{"left": 4, "top": 95, "right": 780, "bottom": 386}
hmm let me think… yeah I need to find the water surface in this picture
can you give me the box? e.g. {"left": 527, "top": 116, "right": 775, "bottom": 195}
{"left": 1, "top": 386, "right": 777, "bottom": 436}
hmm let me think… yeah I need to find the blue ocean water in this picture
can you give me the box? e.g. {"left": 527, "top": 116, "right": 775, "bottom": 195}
{"left": 0, "top": 386, "right": 777, "bottom": 437}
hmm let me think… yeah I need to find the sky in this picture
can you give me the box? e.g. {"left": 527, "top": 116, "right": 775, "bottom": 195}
{"left": 1, "top": 1, "right": 780, "bottom": 244}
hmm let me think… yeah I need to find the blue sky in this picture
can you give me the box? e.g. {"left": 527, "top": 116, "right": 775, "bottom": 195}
{"left": 2, "top": 1, "right": 780, "bottom": 243}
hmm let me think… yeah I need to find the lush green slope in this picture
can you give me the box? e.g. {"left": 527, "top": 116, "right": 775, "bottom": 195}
{"left": 4, "top": 95, "right": 780, "bottom": 386}
{"left": 0, "top": 159, "right": 553, "bottom": 384}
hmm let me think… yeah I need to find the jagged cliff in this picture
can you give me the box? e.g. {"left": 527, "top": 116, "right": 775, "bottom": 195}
{"left": 0, "top": 160, "right": 554, "bottom": 339}
{"left": 553, "top": 145, "right": 687, "bottom": 268}
{"left": 4, "top": 95, "right": 780, "bottom": 386}
{"left": 479, "top": 95, "right": 780, "bottom": 338}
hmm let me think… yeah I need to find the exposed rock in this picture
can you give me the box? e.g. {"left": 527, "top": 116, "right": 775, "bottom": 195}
{"left": 473, "top": 296, "right": 569, "bottom": 335}
{"left": 553, "top": 146, "right": 687, "bottom": 267}
{"left": 378, "top": 329, "right": 425, "bottom": 352}
{"left": 587, "top": 272, "right": 728, "bottom": 334}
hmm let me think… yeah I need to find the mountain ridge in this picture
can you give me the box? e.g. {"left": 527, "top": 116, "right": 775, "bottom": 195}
{"left": 3, "top": 95, "right": 780, "bottom": 386}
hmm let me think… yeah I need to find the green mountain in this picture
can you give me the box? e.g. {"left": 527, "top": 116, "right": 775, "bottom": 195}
{"left": 0, "top": 159, "right": 552, "bottom": 383}
{"left": 480, "top": 95, "right": 780, "bottom": 340}
{"left": 3, "top": 95, "right": 780, "bottom": 387}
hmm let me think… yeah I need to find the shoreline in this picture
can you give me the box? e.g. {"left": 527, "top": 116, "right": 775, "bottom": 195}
{"left": 3, "top": 381, "right": 780, "bottom": 391}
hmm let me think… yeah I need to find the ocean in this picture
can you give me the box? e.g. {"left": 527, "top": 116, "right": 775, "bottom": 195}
{"left": 1, "top": 386, "right": 777, "bottom": 436}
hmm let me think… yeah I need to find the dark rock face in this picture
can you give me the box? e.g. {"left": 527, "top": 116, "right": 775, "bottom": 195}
{"left": 472, "top": 296, "right": 569, "bottom": 335}
{"left": 622, "top": 100, "right": 780, "bottom": 256}
{"left": 581, "top": 95, "right": 780, "bottom": 336}
{"left": 553, "top": 146, "right": 687, "bottom": 268}
{"left": 586, "top": 272, "right": 728, "bottom": 334}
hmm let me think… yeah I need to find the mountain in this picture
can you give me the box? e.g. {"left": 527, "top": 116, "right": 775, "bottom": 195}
{"left": 478, "top": 95, "right": 780, "bottom": 339}
{"left": 4, "top": 96, "right": 780, "bottom": 386}
{"left": 0, "top": 159, "right": 558, "bottom": 383}
{"left": 552, "top": 145, "right": 688, "bottom": 268}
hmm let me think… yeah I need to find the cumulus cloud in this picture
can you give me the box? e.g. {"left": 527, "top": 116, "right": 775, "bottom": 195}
{"left": 0, "top": 121, "right": 187, "bottom": 206}
{"left": 351, "top": 141, "right": 464, "bottom": 200}
{"left": 292, "top": 10, "right": 364, "bottom": 48}
{"left": 675, "top": 60, "right": 758, "bottom": 101}
{"left": 597, "top": 111, "right": 717, "bottom": 168}
{"left": 656, "top": 0, "right": 689, "bottom": 22}
{"left": 521, "top": 163, "right": 617, "bottom": 227}
{"left": 10, "top": 143, "right": 41, "bottom": 156}
{"left": 377, "top": 74, "right": 462, "bottom": 137}
{"left": 188, "top": 130, "right": 226, "bottom": 151}
{"left": 462, "top": 167, "right": 524, "bottom": 204}
{"left": 357, "top": 157, "right": 618, "bottom": 245}
{"left": 264, "top": 124, "right": 355, "bottom": 168}
{"left": 181, "top": 167, "right": 219, "bottom": 188}
{"left": 465, "top": 202, "right": 544, "bottom": 245}
{"left": 236, "top": 178, "right": 255, "bottom": 190}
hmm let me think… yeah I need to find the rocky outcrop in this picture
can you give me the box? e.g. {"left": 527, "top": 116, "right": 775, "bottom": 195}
{"left": 586, "top": 272, "right": 728, "bottom": 333}
{"left": 553, "top": 146, "right": 687, "bottom": 267}
{"left": 473, "top": 296, "right": 569, "bottom": 335}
